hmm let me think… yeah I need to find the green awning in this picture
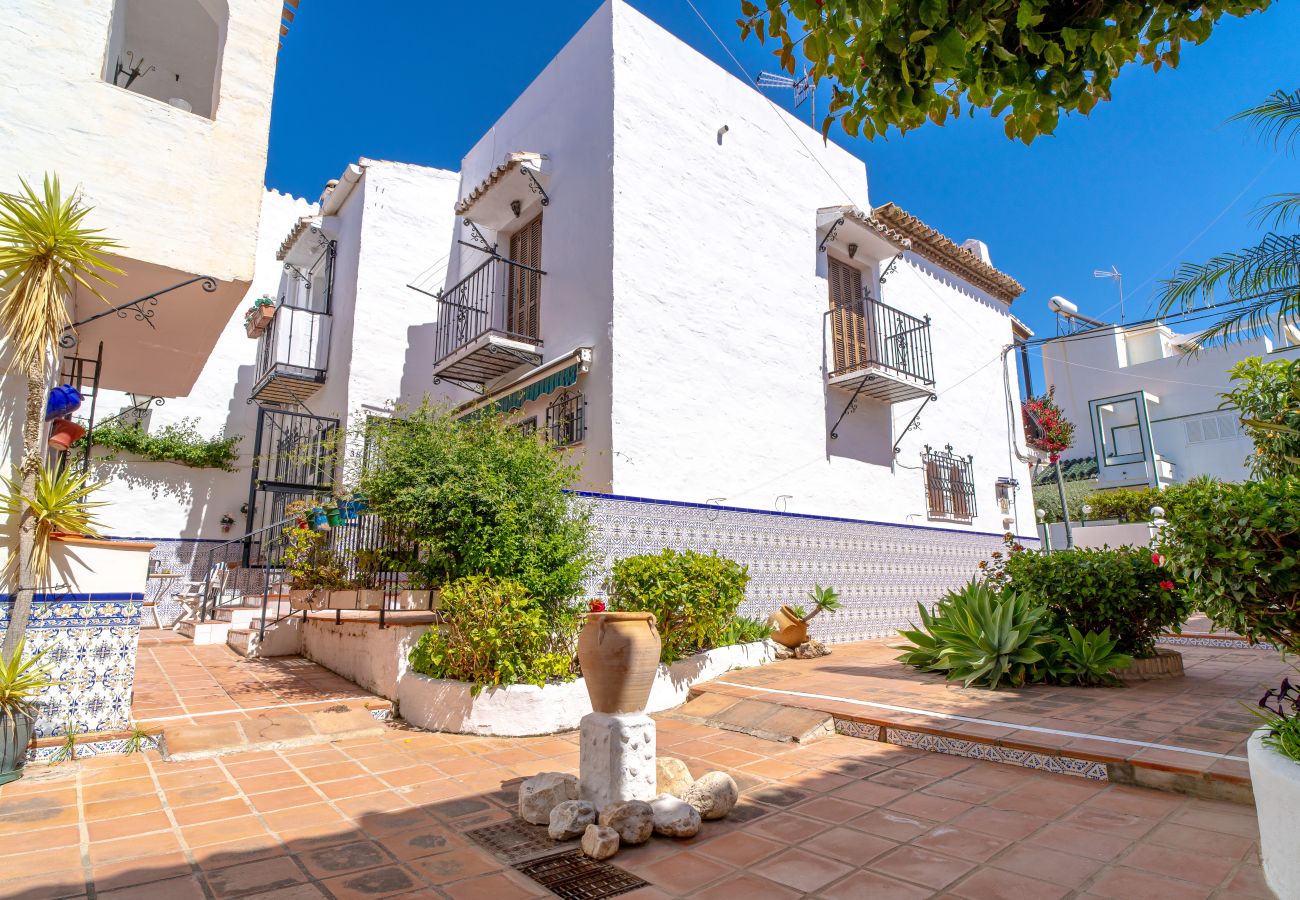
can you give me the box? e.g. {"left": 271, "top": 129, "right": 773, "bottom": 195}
{"left": 463, "top": 362, "right": 580, "bottom": 421}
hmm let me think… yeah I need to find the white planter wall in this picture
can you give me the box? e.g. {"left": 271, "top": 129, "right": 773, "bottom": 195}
{"left": 1248, "top": 728, "right": 1300, "bottom": 899}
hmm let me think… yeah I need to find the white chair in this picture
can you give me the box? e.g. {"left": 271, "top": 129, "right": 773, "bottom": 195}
{"left": 172, "top": 561, "right": 231, "bottom": 629}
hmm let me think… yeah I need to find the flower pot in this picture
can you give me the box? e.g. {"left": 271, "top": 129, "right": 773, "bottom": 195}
{"left": 244, "top": 305, "right": 275, "bottom": 339}
{"left": 310, "top": 508, "right": 329, "bottom": 530}
{"left": 768, "top": 605, "right": 809, "bottom": 649}
{"left": 0, "top": 709, "right": 35, "bottom": 786}
{"left": 327, "top": 590, "right": 358, "bottom": 610}
{"left": 354, "top": 589, "right": 384, "bottom": 611}
{"left": 47, "top": 419, "right": 87, "bottom": 453}
{"left": 288, "top": 589, "right": 326, "bottom": 611}
{"left": 325, "top": 505, "right": 344, "bottom": 527}
{"left": 1248, "top": 728, "right": 1300, "bottom": 899}
{"left": 45, "top": 385, "right": 83, "bottom": 421}
{"left": 395, "top": 589, "right": 437, "bottom": 611}
{"left": 577, "top": 612, "right": 661, "bottom": 715}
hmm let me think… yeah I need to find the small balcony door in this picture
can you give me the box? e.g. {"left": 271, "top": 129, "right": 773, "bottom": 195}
{"left": 828, "top": 256, "right": 870, "bottom": 374}
{"left": 507, "top": 214, "right": 542, "bottom": 339}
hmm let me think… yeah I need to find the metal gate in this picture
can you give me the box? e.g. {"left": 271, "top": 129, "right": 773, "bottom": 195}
{"left": 243, "top": 407, "right": 340, "bottom": 566}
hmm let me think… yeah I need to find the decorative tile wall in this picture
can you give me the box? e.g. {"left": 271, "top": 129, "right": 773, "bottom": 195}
{"left": 886, "top": 727, "right": 1110, "bottom": 781}
{"left": 0, "top": 593, "right": 143, "bottom": 739}
{"left": 136, "top": 538, "right": 249, "bottom": 626}
{"left": 578, "top": 492, "right": 1034, "bottom": 643}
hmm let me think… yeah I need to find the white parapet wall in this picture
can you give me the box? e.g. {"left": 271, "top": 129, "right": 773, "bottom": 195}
{"left": 1040, "top": 521, "right": 1156, "bottom": 550}
{"left": 397, "top": 640, "right": 777, "bottom": 737}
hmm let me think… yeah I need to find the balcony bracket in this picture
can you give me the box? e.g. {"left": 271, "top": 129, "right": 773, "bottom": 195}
{"left": 893, "top": 392, "right": 938, "bottom": 456}
{"left": 818, "top": 217, "right": 844, "bottom": 255}
{"left": 879, "top": 251, "right": 905, "bottom": 284}
{"left": 463, "top": 218, "right": 498, "bottom": 256}
{"left": 524, "top": 168, "right": 551, "bottom": 207}
{"left": 829, "top": 376, "right": 868, "bottom": 440}
{"left": 59, "top": 275, "right": 217, "bottom": 349}
{"left": 432, "top": 376, "right": 485, "bottom": 395}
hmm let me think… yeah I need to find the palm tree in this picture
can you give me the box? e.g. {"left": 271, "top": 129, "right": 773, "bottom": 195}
{"left": 1155, "top": 89, "right": 1300, "bottom": 349}
{"left": 0, "top": 176, "right": 119, "bottom": 663}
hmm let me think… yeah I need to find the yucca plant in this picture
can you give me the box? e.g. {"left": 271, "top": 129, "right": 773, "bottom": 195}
{"left": 0, "top": 639, "right": 56, "bottom": 784}
{"left": 1044, "top": 626, "right": 1133, "bottom": 687}
{"left": 0, "top": 464, "right": 108, "bottom": 586}
{"left": 802, "top": 583, "right": 842, "bottom": 622}
{"left": 0, "top": 174, "right": 120, "bottom": 663}
{"left": 895, "top": 580, "right": 1053, "bottom": 689}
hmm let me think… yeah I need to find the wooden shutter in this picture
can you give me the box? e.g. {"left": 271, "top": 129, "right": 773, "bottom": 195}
{"left": 925, "top": 461, "right": 945, "bottom": 517}
{"left": 508, "top": 215, "right": 542, "bottom": 338}
{"left": 828, "top": 257, "right": 867, "bottom": 374}
{"left": 949, "top": 463, "right": 969, "bottom": 519}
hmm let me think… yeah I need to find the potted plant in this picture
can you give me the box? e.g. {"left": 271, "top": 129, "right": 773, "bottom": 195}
{"left": 770, "top": 584, "right": 842, "bottom": 649}
{"left": 1248, "top": 675, "right": 1300, "bottom": 899}
{"left": 47, "top": 418, "right": 87, "bottom": 452}
{"left": 1, "top": 464, "right": 107, "bottom": 587}
{"left": 243, "top": 296, "right": 276, "bottom": 339}
{"left": 1, "top": 640, "right": 56, "bottom": 785}
{"left": 331, "top": 549, "right": 385, "bottom": 610}
{"left": 577, "top": 600, "right": 662, "bottom": 714}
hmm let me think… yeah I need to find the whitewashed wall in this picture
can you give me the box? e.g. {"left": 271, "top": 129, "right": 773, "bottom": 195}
{"left": 605, "top": 1, "right": 1034, "bottom": 534}
{"left": 1043, "top": 325, "right": 1300, "bottom": 483}
{"left": 90, "top": 188, "right": 314, "bottom": 540}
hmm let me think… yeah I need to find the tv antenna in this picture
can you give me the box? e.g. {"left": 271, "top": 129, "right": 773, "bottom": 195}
{"left": 756, "top": 68, "right": 815, "bottom": 127}
{"left": 1092, "top": 265, "right": 1125, "bottom": 323}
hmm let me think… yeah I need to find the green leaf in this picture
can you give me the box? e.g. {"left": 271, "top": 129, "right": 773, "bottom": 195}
{"left": 919, "top": 0, "right": 946, "bottom": 29}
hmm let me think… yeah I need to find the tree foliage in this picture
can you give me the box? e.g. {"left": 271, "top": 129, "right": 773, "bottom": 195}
{"left": 1221, "top": 356, "right": 1300, "bottom": 478}
{"left": 738, "top": 0, "right": 1271, "bottom": 144}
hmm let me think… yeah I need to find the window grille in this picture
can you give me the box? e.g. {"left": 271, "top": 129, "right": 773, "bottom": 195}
{"left": 545, "top": 389, "right": 585, "bottom": 447}
{"left": 516, "top": 417, "right": 538, "bottom": 437}
{"left": 1184, "top": 412, "right": 1242, "bottom": 445}
{"left": 922, "top": 444, "right": 977, "bottom": 521}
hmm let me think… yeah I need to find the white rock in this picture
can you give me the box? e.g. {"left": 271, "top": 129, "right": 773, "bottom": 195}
{"left": 683, "top": 771, "right": 739, "bottom": 820}
{"left": 548, "top": 800, "right": 597, "bottom": 840}
{"left": 518, "top": 771, "right": 579, "bottom": 825}
{"left": 655, "top": 757, "right": 694, "bottom": 798}
{"left": 598, "top": 799, "right": 654, "bottom": 845}
{"left": 581, "top": 823, "right": 620, "bottom": 860}
{"left": 650, "top": 793, "right": 701, "bottom": 838}
{"left": 578, "top": 712, "right": 657, "bottom": 811}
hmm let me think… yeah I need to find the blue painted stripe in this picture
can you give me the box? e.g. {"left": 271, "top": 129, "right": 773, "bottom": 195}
{"left": 564, "top": 489, "right": 1040, "bottom": 542}
{"left": 0, "top": 592, "right": 144, "bottom": 603}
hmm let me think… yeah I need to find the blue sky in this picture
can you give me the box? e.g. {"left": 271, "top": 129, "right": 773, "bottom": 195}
{"left": 266, "top": 0, "right": 1297, "bottom": 383}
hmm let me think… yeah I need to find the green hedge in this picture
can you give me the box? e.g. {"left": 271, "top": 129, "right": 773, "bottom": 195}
{"left": 1159, "top": 477, "right": 1300, "bottom": 652}
{"left": 1002, "top": 546, "right": 1191, "bottom": 657}
{"left": 88, "top": 419, "right": 240, "bottom": 470}
{"left": 606, "top": 549, "right": 749, "bottom": 663}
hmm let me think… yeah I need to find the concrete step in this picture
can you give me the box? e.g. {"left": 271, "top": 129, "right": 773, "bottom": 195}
{"left": 159, "top": 702, "right": 388, "bottom": 761}
{"left": 663, "top": 693, "right": 834, "bottom": 743}
{"left": 227, "top": 615, "right": 302, "bottom": 658}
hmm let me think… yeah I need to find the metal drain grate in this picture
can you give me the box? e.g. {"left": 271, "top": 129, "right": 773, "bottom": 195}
{"left": 465, "top": 819, "right": 569, "bottom": 864}
{"left": 514, "top": 850, "right": 648, "bottom": 900}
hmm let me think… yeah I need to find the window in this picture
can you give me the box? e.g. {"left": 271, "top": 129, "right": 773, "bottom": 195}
{"left": 922, "top": 444, "right": 976, "bottom": 521}
{"left": 516, "top": 417, "right": 538, "bottom": 437}
{"left": 507, "top": 214, "right": 542, "bottom": 339}
{"left": 827, "top": 255, "right": 868, "bottom": 375}
{"left": 545, "top": 389, "right": 585, "bottom": 447}
{"left": 1185, "top": 412, "right": 1242, "bottom": 445}
{"left": 103, "top": 0, "right": 228, "bottom": 119}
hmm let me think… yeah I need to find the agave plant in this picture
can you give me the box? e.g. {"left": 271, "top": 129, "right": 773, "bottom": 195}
{"left": 0, "top": 640, "right": 55, "bottom": 723}
{"left": 1044, "top": 626, "right": 1133, "bottom": 687}
{"left": 895, "top": 580, "right": 1053, "bottom": 689}
{"left": 0, "top": 464, "right": 108, "bottom": 586}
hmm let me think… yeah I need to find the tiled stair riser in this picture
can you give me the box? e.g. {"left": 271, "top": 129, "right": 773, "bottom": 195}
{"left": 833, "top": 718, "right": 1109, "bottom": 781}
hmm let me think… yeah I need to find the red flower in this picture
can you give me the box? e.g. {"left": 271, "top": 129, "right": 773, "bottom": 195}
{"left": 1151, "top": 552, "right": 1165, "bottom": 567}
{"left": 1159, "top": 580, "right": 1175, "bottom": 591}
{"left": 588, "top": 599, "right": 607, "bottom": 613}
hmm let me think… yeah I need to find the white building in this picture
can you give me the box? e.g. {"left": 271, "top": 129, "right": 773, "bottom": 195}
{"left": 1042, "top": 310, "right": 1300, "bottom": 488}
{"left": 426, "top": 0, "right": 1036, "bottom": 537}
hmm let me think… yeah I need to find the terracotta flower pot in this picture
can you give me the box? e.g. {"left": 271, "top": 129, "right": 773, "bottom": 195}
{"left": 578, "top": 612, "right": 661, "bottom": 715}
{"left": 47, "top": 419, "right": 87, "bottom": 452}
{"left": 245, "top": 305, "right": 275, "bottom": 338}
{"left": 768, "top": 605, "right": 809, "bottom": 649}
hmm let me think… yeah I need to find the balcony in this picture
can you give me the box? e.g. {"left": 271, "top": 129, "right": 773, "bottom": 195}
{"left": 432, "top": 256, "right": 544, "bottom": 386}
{"left": 251, "top": 303, "right": 330, "bottom": 406}
{"left": 828, "top": 296, "right": 935, "bottom": 403}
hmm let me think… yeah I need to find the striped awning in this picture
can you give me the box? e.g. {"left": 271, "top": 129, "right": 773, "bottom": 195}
{"left": 463, "top": 363, "right": 579, "bottom": 421}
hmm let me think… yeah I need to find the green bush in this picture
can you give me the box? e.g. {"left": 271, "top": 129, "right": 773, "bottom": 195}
{"left": 1159, "top": 478, "right": 1300, "bottom": 653}
{"left": 359, "top": 402, "right": 593, "bottom": 611}
{"left": 1031, "top": 479, "right": 1097, "bottom": 523}
{"left": 1222, "top": 356, "right": 1300, "bottom": 479}
{"left": 87, "top": 418, "right": 240, "bottom": 470}
{"left": 408, "top": 576, "right": 578, "bottom": 692}
{"left": 606, "top": 549, "right": 749, "bottom": 663}
{"left": 1001, "top": 544, "right": 1190, "bottom": 658}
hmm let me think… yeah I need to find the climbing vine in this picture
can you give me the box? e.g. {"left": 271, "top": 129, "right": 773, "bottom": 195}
{"left": 87, "top": 418, "right": 241, "bottom": 471}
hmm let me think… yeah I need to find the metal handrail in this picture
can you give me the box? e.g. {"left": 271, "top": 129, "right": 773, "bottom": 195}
{"left": 196, "top": 513, "right": 297, "bottom": 624}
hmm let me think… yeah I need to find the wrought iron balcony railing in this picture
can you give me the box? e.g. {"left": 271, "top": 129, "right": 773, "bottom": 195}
{"left": 251, "top": 303, "right": 330, "bottom": 405}
{"left": 432, "top": 256, "right": 545, "bottom": 385}
{"left": 829, "top": 295, "right": 934, "bottom": 402}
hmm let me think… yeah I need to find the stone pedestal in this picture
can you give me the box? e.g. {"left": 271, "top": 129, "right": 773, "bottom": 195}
{"left": 578, "top": 712, "right": 656, "bottom": 810}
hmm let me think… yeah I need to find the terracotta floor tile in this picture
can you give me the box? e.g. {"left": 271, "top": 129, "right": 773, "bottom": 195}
{"left": 1121, "top": 843, "right": 1237, "bottom": 886}
{"left": 817, "top": 868, "right": 934, "bottom": 900}
{"left": 631, "top": 850, "right": 733, "bottom": 894}
{"left": 87, "top": 832, "right": 183, "bottom": 865}
{"left": 888, "top": 790, "right": 973, "bottom": 823}
{"left": 991, "top": 843, "right": 1106, "bottom": 888}
{"left": 96, "top": 874, "right": 207, "bottom": 900}
{"left": 297, "top": 840, "right": 392, "bottom": 879}
{"left": 748, "top": 845, "right": 854, "bottom": 892}
{"left": 694, "top": 830, "right": 787, "bottom": 867}
{"left": 871, "top": 844, "right": 978, "bottom": 891}
{"left": 688, "top": 872, "right": 802, "bottom": 900}
{"left": 171, "top": 797, "right": 253, "bottom": 827}
{"left": 799, "top": 824, "right": 897, "bottom": 865}
{"left": 952, "top": 806, "right": 1051, "bottom": 840}
{"left": 203, "top": 856, "right": 307, "bottom": 899}
{"left": 0, "top": 869, "right": 88, "bottom": 900}
{"left": 912, "top": 825, "right": 1013, "bottom": 863}
{"left": 441, "top": 870, "right": 546, "bottom": 900}
{"left": 1027, "top": 822, "right": 1133, "bottom": 861}
{"left": 745, "top": 811, "right": 833, "bottom": 843}
{"left": 246, "top": 786, "right": 323, "bottom": 814}
{"left": 90, "top": 852, "right": 193, "bottom": 892}
{"left": 950, "top": 865, "right": 1070, "bottom": 900}
{"left": 848, "top": 807, "right": 938, "bottom": 843}
{"left": 409, "top": 848, "right": 500, "bottom": 885}
{"left": 1087, "top": 865, "right": 1213, "bottom": 900}
{"left": 318, "top": 865, "right": 423, "bottom": 900}
{"left": 1144, "top": 822, "right": 1255, "bottom": 860}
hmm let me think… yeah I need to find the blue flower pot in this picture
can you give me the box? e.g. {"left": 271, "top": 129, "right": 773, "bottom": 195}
{"left": 45, "top": 385, "right": 83, "bottom": 421}
{"left": 310, "top": 509, "right": 329, "bottom": 530}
